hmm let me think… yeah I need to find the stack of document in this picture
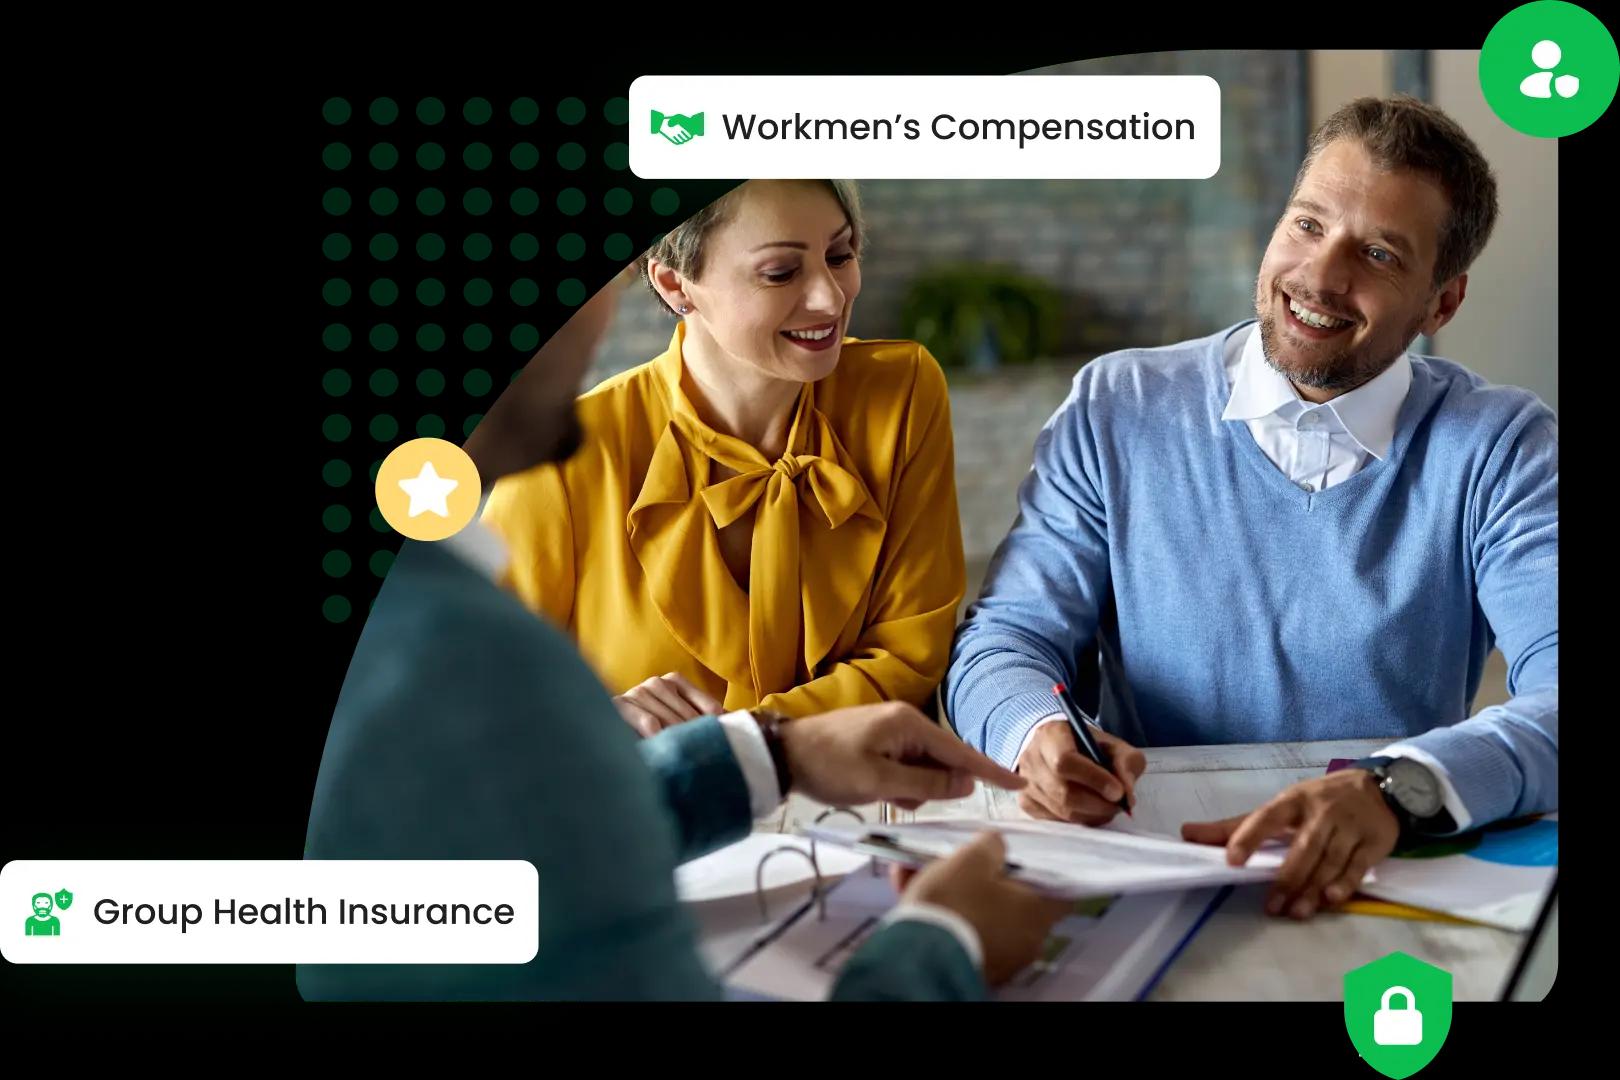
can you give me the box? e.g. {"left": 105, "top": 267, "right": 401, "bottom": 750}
{"left": 801, "top": 817, "right": 1287, "bottom": 897}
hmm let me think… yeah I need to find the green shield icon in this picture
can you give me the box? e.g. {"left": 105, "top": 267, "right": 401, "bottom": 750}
{"left": 1344, "top": 951, "right": 1452, "bottom": 1078}
{"left": 53, "top": 889, "right": 73, "bottom": 911}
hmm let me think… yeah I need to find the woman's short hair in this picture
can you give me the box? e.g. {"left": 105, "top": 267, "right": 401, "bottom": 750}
{"left": 634, "top": 180, "right": 864, "bottom": 315}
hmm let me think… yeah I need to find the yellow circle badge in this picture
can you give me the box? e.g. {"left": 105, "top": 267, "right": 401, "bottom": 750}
{"left": 374, "top": 438, "right": 482, "bottom": 541}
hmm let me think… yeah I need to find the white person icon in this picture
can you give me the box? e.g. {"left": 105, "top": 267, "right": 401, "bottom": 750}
{"left": 1520, "top": 39, "right": 1581, "bottom": 98}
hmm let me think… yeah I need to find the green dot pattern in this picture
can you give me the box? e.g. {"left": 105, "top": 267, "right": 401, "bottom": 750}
{"left": 511, "top": 143, "right": 540, "bottom": 170}
{"left": 511, "top": 188, "right": 539, "bottom": 215}
{"left": 557, "top": 188, "right": 586, "bottom": 217}
{"left": 510, "top": 278, "right": 539, "bottom": 306}
{"left": 317, "top": 92, "right": 738, "bottom": 626}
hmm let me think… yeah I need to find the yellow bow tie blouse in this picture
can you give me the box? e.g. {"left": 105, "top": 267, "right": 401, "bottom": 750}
{"left": 480, "top": 323, "right": 966, "bottom": 717}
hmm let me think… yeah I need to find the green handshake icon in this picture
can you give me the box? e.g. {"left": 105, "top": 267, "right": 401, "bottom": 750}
{"left": 651, "top": 110, "right": 705, "bottom": 145}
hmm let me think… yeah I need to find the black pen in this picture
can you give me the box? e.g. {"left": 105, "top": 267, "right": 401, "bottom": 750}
{"left": 1052, "top": 683, "right": 1132, "bottom": 817}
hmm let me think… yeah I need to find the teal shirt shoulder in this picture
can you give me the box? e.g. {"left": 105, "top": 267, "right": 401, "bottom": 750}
{"left": 298, "top": 539, "right": 984, "bottom": 1001}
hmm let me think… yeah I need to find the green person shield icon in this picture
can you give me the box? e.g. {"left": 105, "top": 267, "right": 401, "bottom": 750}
{"left": 26, "top": 892, "right": 64, "bottom": 936}
{"left": 1344, "top": 951, "right": 1453, "bottom": 1078}
{"left": 1480, "top": 1, "right": 1619, "bottom": 137}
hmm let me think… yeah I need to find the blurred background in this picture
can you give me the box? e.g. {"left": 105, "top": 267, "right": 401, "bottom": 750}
{"left": 590, "top": 51, "right": 1557, "bottom": 709}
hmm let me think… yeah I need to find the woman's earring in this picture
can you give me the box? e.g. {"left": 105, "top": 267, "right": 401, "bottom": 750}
{"left": 677, "top": 303, "right": 690, "bottom": 314}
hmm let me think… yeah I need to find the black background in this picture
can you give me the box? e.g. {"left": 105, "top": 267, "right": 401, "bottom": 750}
{"left": 5, "top": 11, "right": 1592, "bottom": 1066}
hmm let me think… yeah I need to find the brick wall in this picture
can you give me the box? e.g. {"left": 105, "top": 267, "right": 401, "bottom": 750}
{"left": 585, "top": 51, "right": 1307, "bottom": 565}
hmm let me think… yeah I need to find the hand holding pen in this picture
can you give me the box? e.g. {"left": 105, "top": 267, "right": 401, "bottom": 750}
{"left": 1009, "top": 685, "right": 1146, "bottom": 826}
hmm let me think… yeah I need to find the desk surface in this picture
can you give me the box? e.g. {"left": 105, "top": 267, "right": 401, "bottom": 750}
{"left": 702, "top": 738, "right": 1524, "bottom": 1001}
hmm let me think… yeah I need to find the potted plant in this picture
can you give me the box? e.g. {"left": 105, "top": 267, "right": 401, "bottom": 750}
{"left": 898, "top": 264, "right": 1064, "bottom": 370}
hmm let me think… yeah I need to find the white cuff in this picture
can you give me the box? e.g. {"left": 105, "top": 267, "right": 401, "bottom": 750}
{"left": 717, "top": 710, "right": 783, "bottom": 819}
{"left": 1374, "top": 743, "right": 1474, "bottom": 833}
{"left": 883, "top": 901, "right": 984, "bottom": 972}
{"left": 1014, "top": 715, "right": 1069, "bottom": 768}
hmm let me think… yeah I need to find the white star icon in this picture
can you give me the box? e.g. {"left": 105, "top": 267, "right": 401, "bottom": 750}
{"left": 398, "top": 461, "right": 459, "bottom": 518}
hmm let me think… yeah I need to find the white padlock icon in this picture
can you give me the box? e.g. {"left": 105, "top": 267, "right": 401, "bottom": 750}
{"left": 1374, "top": 985, "right": 1423, "bottom": 1045}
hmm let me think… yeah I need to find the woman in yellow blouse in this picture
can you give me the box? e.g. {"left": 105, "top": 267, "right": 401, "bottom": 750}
{"left": 481, "top": 179, "right": 964, "bottom": 735}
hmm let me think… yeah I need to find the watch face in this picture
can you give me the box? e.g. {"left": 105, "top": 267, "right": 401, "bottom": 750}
{"left": 1384, "top": 759, "right": 1443, "bottom": 819}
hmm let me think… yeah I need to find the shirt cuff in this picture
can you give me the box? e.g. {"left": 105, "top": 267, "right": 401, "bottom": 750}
{"left": 883, "top": 901, "right": 984, "bottom": 972}
{"left": 1375, "top": 742, "right": 1474, "bottom": 833}
{"left": 717, "top": 710, "right": 782, "bottom": 819}
{"left": 1014, "top": 715, "right": 1069, "bottom": 768}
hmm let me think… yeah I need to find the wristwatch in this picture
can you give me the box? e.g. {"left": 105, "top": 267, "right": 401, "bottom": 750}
{"left": 1349, "top": 756, "right": 1457, "bottom": 842}
{"left": 748, "top": 708, "right": 794, "bottom": 798}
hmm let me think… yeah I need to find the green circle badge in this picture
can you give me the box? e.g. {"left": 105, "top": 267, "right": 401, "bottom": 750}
{"left": 1481, "top": 1, "right": 1618, "bottom": 137}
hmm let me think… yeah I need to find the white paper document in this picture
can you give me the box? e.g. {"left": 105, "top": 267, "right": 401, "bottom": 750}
{"left": 801, "top": 818, "right": 1285, "bottom": 897}
{"left": 675, "top": 832, "right": 872, "bottom": 904}
{"left": 1358, "top": 814, "right": 1558, "bottom": 931}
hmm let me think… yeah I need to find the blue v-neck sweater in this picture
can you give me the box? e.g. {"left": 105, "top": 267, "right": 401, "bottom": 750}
{"left": 945, "top": 323, "right": 1558, "bottom": 826}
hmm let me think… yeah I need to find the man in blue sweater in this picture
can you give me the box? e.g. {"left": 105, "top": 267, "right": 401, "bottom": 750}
{"left": 945, "top": 96, "right": 1557, "bottom": 921}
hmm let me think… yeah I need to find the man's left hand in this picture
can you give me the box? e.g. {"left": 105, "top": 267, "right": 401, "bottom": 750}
{"left": 1180, "top": 770, "right": 1399, "bottom": 919}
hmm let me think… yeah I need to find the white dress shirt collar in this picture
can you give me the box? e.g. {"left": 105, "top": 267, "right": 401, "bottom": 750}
{"left": 1222, "top": 322, "right": 1412, "bottom": 462}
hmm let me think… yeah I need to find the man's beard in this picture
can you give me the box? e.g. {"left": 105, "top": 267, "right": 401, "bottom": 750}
{"left": 1257, "top": 285, "right": 1423, "bottom": 394}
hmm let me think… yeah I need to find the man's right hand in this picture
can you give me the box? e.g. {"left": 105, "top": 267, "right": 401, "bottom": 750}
{"left": 895, "top": 831, "right": 1074, "bottom": 987}
{"left": 1015, "top": 720, "right": 1146, "bottom": 826}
